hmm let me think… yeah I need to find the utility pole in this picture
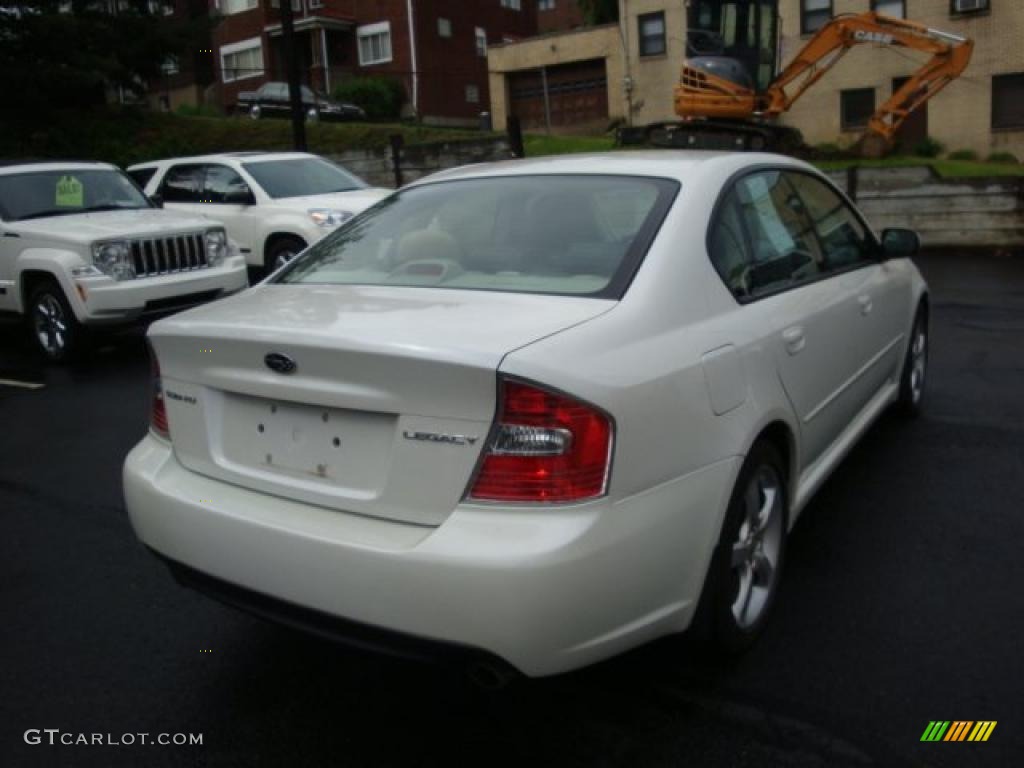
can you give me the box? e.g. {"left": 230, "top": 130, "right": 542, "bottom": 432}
{"left": 279, "top": 0, "right": 307, "bottom": 151}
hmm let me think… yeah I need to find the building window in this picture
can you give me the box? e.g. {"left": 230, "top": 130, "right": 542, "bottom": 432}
{"left": 872, "top": 0, "right": 905, "bottom": 17}
{"left": 638, "top": 12, "right": 666, "bottom": 57}
{"left": 475, "top": 27, "right": 487, "bottom": 57}
{"left": 992, "top": 74, "right": 1024, "bottom": 130}
{"left": 218, "top": 0, "right": 257, "bottom": 14}
{"left": 160, "top": 55, "right": 179, "bottom": 75}
{"left": 309, "top": 0, "right": 323, "bottom": 8}
{"left": 438, "top": 18, "right": 452, "bottom": 38}
{"left": 951, "top": 0, "right": 989, "bottom": 14}
{"left": 466, "top": 85, "right": 480, "bottom": 103}
{"left": 801, "top": 0, "right": 832, "bottom": 34}
{"left": 357, "top": 22, "right": 392, "bottom": 66}
{"left": 538, "top": 0, "right": 555, "bottom": 9}
{"left": 841, "top": 88, "right": 876, "bottom": 130}
{"left": 220, "top": 37, "right": 263, "bottom": 82}
{"left": 270, "top": 0, "right": 301, "bottom": 9}
{"left": 500, "top": 0, "right": 521, "bottom": 10}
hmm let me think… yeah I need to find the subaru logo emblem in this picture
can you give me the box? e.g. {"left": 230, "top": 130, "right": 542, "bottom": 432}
{"left": 264, "top": 352, "right": 297, "bottom": 375}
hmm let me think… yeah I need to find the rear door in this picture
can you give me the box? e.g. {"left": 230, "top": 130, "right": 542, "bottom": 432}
{"left": 709, "top": 169, "right": 865, "bottom": 467}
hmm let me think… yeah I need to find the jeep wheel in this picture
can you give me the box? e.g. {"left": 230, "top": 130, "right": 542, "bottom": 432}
{"left": 28, "top": 280, "right": 85, "bottom": 363}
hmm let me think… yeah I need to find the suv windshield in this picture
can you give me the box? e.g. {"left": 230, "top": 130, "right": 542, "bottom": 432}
{"left": 276, "top": 175, "right": 678, "bottom": 298}
{"left": 242, "top": 157, "right": 366, "bottom": 199}
{"left": 0, "top": 169, "right": 151, "bottom": 221}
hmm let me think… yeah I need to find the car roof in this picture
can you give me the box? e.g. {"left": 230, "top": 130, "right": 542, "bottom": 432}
{"left": 127, "top": 152, "right": 315, "bottom": 170}
{"left": 0, "top": 160, "right": 117, "bottom": 176}
{"left": 415, "top": 150, "right": 814, "bottom": 186}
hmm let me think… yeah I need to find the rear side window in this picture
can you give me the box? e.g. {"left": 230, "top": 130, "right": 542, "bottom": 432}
{"left": 127, "top": 167, "right": 157, "bottom": 190}
{"left": 160, "top": 165, "right": 204, "bottom": 203}
{"left": 277, "top": 175, "right": 679, "bottom": 299}
{"left": 709, "top": 170, "right": 826, "bottom": 300}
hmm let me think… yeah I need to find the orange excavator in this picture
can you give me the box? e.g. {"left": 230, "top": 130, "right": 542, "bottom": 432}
{"left": 652, "top": 5, "right": 973, "bottom": 157}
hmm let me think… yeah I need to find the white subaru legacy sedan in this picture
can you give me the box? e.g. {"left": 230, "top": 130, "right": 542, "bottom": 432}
{"left": 124, "top": 152, "right": 928, "bottom": 678}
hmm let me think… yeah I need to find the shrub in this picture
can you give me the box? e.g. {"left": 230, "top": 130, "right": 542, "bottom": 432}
{"left": 333, "top": 78, "right": 406, "bottom": 121}
{"left": 986, "top": 151, "right": 1019, "bottom": 165}
{"left": 913, "top": 137, "right": 945, "bottom": 158}
{"left": 947, "top": 149, "right": 979, "bottom": 161}
{"left": 174, "top": 103, "right": 222, "bottom": 118}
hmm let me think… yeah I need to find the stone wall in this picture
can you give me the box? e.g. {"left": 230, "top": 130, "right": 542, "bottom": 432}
{"left": 328, "top": 135, "right": 514, "bottom": 189}
{"left": 826, "top": 167, "right": 1024, "bottom": 248}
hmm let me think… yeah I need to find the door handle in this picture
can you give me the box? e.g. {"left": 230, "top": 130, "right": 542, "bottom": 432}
{"left": 858, "top": 294, "right": 873, "bottom": 316}
{"left": 782, "top": 326, "right": 806, "bottom": 355}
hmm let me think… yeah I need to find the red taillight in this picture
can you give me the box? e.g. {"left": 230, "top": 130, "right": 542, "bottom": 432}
{"left": 468, "top": 379, "right": 612, "bottom": 503}
{"left": 149, "top": 348, "right": 170, "bottom": 440}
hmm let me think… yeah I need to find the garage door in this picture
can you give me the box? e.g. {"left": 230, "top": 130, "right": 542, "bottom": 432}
{"left": 509, "top": 59, "right": 608, "bottom": 130}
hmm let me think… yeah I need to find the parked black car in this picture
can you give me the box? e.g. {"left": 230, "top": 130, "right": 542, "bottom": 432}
{"left": 236, "top": 82, "right": 366, "bottom": 122}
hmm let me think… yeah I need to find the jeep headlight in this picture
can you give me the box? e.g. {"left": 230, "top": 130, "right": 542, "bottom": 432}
{"left": 205, "top": 228, "right": 228, "bottom": 266}
{"left": 91, "top": 241, "right": 135, "bottom": 281}
{"left": 308, "top": 209, "right": 354, "bottom": 228}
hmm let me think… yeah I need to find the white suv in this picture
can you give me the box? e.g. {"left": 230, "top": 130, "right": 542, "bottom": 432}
{"left": 128, "top": 152, "right": 390, "bottom": 273}
{"left": 0, "top": 162, "right": 248, "bottom": 362}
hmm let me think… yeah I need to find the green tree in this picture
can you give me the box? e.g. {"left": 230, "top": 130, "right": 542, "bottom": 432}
{"left": 577, "top": 0, "right": 619, "bottom": 25}
{"left": 0, "top": 1, "right": 215, "bottom": 114}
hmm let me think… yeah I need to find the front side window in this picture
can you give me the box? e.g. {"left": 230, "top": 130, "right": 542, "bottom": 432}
{"left": 801, "top": 0, "right": 832, "bottom": 34}
{"left": 639, "top": 12, "right": 666, "bottom": 57}
{"left": 160, "top": 165, "right": 204, "bottom": 203}
{"left": 785, "top": 173, "right": 873, "bottom": 270}
{"left": 357, "top": 22, "right": 392, "bottom": 66}
{"left": 709, "top": 171, "right": 825, "bottom": 300}
{"left": 276, "top": 175, "right": 678, "bottom": 299}
{"left": 242, "top": 157, "right": 366, "bottom": 199}
{"left": 127, "top": 167, "right": 157, "bottom": 190}
{"left": 202, "top": 165, "right": 253, "bottom": 204}
{"left": 841, "top": 87, "right": 876, "bottom": 131}
{"left": 0, "top": 169, "right": 151, "bottom": 222}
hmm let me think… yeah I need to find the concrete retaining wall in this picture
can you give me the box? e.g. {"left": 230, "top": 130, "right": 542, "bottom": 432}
{"left": 826, "top": 167, "right": 1024, "bottom": 248}
{"left": 328, "top": 136, "right": 513, "bottom": 189}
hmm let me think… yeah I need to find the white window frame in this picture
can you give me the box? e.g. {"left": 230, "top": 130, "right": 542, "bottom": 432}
{"left": 475, "top": 27, "right": 487, "bottom": 57}
{"left": 357, "top": 21, "right": 393, "bottom": 66}
{"left": 220, "top": 37, "right": 264, "bottom": 83}
{"left": 538, "top": 0, "right": 555, "bottom": 10}
{"left": 218, "top": 0, "right": 258, "bottom": 16}
{"left": 465, "top": 84, "right": 480, "bottom": 104}
{"left": 438, "top": 17, "right": 452, "bottom": 38}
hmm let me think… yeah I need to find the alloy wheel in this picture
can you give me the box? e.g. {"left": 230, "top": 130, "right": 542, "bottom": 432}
{"left": 729, "top": 464, "right": 784, "bottom": 630}
{"left": 33, "top": 293, "right": 68, "bottom": 358}
{"left": 910, "top": 324, "right": 927, "bottom": 404}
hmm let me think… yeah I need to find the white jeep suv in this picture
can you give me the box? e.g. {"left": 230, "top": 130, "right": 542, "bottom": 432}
{"left": 0, "top": 162, "right": 248, "bottom": 362}
{"left": 128, "top": 152, "right": 390, "bottom": 273}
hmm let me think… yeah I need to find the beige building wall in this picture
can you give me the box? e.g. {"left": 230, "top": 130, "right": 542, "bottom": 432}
{"left": 487, "top": 25, "right": 626, "bottom": 131}
{"left": 618, "top": 0, "right": 688, "bottom": 124}
{"left": 778, "top": 0, "right": 1024, "bottom": 157}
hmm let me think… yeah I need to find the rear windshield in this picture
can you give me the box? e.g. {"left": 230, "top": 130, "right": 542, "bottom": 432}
{"left": 0, "top": 169, "right": 151, "bottom": 221}
{"left": 275, "top": 175, "right": 678, "bottom": 298}
{"left": 242, "top": 157, "right": 366, "bottom": 199}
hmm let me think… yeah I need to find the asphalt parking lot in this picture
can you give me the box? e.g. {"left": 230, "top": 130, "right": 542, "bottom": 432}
{"left": 1, "top": 250, "right": 1021, "bottom": 768}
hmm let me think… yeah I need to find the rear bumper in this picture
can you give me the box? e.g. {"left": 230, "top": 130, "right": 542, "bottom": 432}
{"left": 124, "top": 435, "right": 738, "bottom": 676}
{"left": 73, "top": 258, "right": 249, "bottom": 324}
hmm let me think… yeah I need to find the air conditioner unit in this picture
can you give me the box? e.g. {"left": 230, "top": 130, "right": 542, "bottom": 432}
{"left": 953, "top": 0, "right": 987, "bottom": 13}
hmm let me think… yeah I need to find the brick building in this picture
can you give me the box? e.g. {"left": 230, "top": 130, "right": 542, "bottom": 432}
{"left": 211, "top": 0, "right": 538, "bottom": 125}
{"left": 537, "top": 0, "right": 586, "bottom": 33}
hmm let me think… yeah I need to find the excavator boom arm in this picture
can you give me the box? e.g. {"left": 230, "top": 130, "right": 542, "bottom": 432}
{"left": 764, "top": 12, "right": 973, "bottom": 140}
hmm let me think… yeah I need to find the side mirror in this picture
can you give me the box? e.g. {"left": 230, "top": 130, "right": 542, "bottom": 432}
{"left": 149, "top": 193, "right": 164, "bottom": 209}
{"left": 881, "top": 228, "right": 920, "bottom": 258}
{"left": 223, "top": 186, "right": 256, "bottom": 206}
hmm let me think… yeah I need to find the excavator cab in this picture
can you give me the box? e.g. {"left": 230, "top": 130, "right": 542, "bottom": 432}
{"left": 687, "top": 0, "right": 779, "bottom": 93}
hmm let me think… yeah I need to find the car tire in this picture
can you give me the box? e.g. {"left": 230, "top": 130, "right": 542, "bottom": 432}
{"left": 896, "top": 305, "right": 928, "bottom": 418}
{"left": 264, "top": 236, "right": 306, "bottom": 274}
{"left": 693, "top": 441, "right": 788, "bottom": 655}
{"left": 27, "top": 279, "right": 87, "bottom": 364}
